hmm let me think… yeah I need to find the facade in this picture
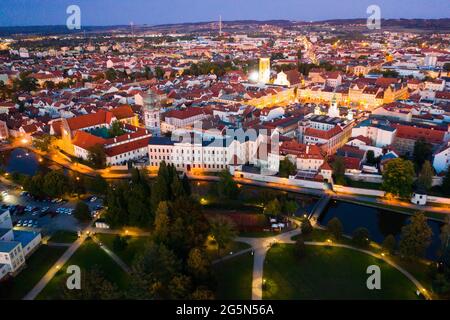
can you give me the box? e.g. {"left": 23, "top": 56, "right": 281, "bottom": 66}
{"left": 298, "top": 114, "right": 355, "bottom": 155}
{"left": 0, "top": 210, "right": 41, "bottom": 281}
{"left": 433, "top": 142, "right": 450, "bottom": 174}
{"left": 351, "top": 118, "right": 396, "bottom": 147}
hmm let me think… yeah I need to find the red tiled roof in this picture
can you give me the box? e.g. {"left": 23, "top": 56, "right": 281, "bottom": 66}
{"left": 394, "top": 124, "right": 445, "bottom": 144}
{"left": 111, "top": 105, "right": 135, "bottom": 120}
{"left": 105, "top": 137, "right": 149, "bottom": 157}
{"left": 66, "top": 110, "right": 114, "bottom": 131}
{"left": 72, "top": 131, "right": 106, "bottom": 150}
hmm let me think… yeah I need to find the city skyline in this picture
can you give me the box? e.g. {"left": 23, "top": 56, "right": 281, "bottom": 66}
{"left": 0, "top": 0, "right": 448, "bottom": 27}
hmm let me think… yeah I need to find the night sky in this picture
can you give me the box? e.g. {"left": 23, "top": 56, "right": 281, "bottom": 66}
{"left": 0, "top": 0, "right": 448, "bottom": 27}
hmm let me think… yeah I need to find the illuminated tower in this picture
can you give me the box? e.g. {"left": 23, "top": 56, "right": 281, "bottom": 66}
{"left": 258, "top": 57, "right": 271, "bottom": 84}
{"left": 219, "top": 15, "right": 222, "bottom": 37}
{"left": 328, "top": 94, "right": 340, "bottom": 118}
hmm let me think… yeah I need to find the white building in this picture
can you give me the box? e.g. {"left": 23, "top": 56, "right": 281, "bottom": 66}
{"left": 433, "top": 142, "right": 450, "bottom": 174}
{"left": 351, "top": 118, "right": 396, "bottom": 148}
{"left": 0, "top": 210, "right": 41, "bottom": 280}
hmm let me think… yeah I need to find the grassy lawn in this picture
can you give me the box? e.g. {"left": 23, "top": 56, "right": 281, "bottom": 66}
{"left": 49, "top": 230, "right": 78, "bottom": 243}
{"left": 0, "top": 245, "right": 66, "bottom": 300}
{"left": 37, "top": 238, "right": 129, "bottom": 300}
{"left": 205, "top": 238, "right": 251, "bottom": 260}
{"left": 214, "top": 252, "right": 254, "bottom": 300}
{"left": 95, "top": 234, "right": 150, "bottom": 266}
{"left": 263, "top": 244, "right": 420, "bottom": 300}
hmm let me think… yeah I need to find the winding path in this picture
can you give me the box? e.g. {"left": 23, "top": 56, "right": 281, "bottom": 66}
{"left": 229, "top": 221, "right": 431, "bottom": 300}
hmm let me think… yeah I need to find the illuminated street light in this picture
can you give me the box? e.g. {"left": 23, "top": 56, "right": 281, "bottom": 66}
{"left": 21, "top": 138, "right": 29, "bottom": 144}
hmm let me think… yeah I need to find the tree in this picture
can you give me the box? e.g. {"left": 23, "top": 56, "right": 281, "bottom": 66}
{"left": 129, "top": 241, "right": 187, "bottom": 299}
{"left": 74, "top": 201, "right": 91, "bottom": 221}
{"left": 442, "top": 168, "right": 450, "bottom": 196}
{"left": 294, "top": 237, "right": 306, "bottom": 259}
{"left": 283, "top": 200, "right": 298, "bottom": 215}
{"left": 264, "top": 198, "right": 282, "bottom": 217}
{"left": 382, "top": 234, "right": 396, "bottom": 254}
{"left": 327, "top": 217, "right": 343, "bottom": 240}
{"left": 63, "top": 266, "right": 121, "bottom": 300}
{"left": 279, "top": 158, "right": 296, "bottom": 178}
{"left": 300, "top": 218, "right": 313, "bottom": 235}
{"left": 42, "top": 171, "right": 69, "bottom": 198}
{"left": 382, "top": 158, "right": 415, "bottom": 198}
{"left": 33, "top": 133, "right": 54, "bottom": 152}
{"left": 187, "top": 247, "right": 211, "bottom": 281}
{"left": 399, "top": 212, "right": 433, "bottom": 259}
{"left": 440, "top": 216, "right": 450, "bottom": 252}
{"left": 190, "top": 287, "right": 215, "bottom": 300}
{"left": 366, "top": 150, "right": 376, "bottom": 165}
{"left": 105, "top": 68, "right": 117, "bottom": 81}
{"left": 153, "top": 201, "right": 170, "bottom": 243}
{"left": 413, "top": 138, "right": 432, "bottom": 171}
{"left": 87, "top": 144, "right": 107, "bottom": 169}
{"left": 88, "top": 174, "right": 108, "bottom": 195}
{"left": 181, "top": 174, "right": 191, "bottom": 196}
{"left": 217, "top": 170, "right": 240, "bottom": 200}
{"left": 108, "top": 121, "right": 125, "bottom": 137}
{"left": 332, "top": 156, "right": 346, "bottom": 185}
{"left": 209, "top": 216, "right": 237, "bottom": 256}
{"left": 155, "top": 67, "right": 165, "bottom": 79}
{"left": 352, "top": 227, "right": 370, "bottom": 247}
{"left": 417, "top": 160, "right": 433, "bottom": 191}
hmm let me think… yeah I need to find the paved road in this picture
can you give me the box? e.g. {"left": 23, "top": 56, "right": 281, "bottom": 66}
{"left": 22, "top": 221, "right": 95, "bottom": 300}
{"left": 231, "top": 217, "right": 431, "bottom": 300}
{"left": 236, "top": 221, "right": 302, "bottom": 300}
{"left": 92, "top": 236, "right": 131, "bottom": 274}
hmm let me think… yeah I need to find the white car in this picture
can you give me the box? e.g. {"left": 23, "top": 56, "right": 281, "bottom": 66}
{"left": 90, "top": 197, "right": 97, "bottom": 203}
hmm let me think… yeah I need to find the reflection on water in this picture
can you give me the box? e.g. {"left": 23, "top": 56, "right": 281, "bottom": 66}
{"left": 319, "top": 200, "right": 443, "bottom": 260}
{"left": 0, "top": 148, "right": 40, "bottom": 175}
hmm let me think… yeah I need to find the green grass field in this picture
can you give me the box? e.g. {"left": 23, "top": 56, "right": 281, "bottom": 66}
{"left": 95, "top": 234, "right": 150, "bottom": 266}
{"left": 0, "top": 245, "right": 66, "bottom": 300}
{"left": 49, "top": 230, "right": 78, "bottom": 243}
{"left": 263, "top": 244, "right": 420, "bottom": 300}
{"left": 214, "top": 252, "right": 254, "bottom": 300}
{"left": 37, "top": 238, "right": 129, "bottom": 299}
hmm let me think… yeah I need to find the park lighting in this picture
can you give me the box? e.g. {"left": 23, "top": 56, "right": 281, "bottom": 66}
{"left": 381, "top": 252, "right": 385, "bottom": 257}
{"left": 327, "top": 239, "right": 332, "bottom": 244}
{"left": 76, "top": 176, "right": 80, "bottom": 181}
{"left": 125, "top": 229, "right": 129, "bottom": 234}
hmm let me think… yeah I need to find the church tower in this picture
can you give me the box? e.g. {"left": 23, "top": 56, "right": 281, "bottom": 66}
{"left": 143, "top": 91, "right": 163, "bottom": 136}
{"left": 327, "top": 94, "right": 340, "bottom": 118}
{"left": 258, "top": 57, "right": 271, "bottom": 84}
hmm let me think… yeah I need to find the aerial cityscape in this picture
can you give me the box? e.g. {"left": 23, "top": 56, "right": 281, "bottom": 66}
{"left": 0, "top": 0, "right": 449, "bottom": 309}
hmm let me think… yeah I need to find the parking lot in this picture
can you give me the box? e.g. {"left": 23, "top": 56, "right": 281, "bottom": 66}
{"left": 0, "top": 183, "right": 103, "bottom": 234}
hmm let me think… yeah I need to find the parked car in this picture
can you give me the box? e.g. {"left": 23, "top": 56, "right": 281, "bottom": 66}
{"left": 16, "top": 220, "right": 22, "bottom": 226}
{"left": 90, "top": 197, "right": 97, "bottom": 203}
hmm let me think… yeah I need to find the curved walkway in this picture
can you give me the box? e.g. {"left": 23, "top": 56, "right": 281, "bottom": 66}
{"left": 232, "top": 223, "right": 431, "bottom": 300}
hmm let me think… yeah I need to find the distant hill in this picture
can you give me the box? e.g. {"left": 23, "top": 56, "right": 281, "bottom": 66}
{"left": 1, "top": 18, "right": 448, "bottom": 37}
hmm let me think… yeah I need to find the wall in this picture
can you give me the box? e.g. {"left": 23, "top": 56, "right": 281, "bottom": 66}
{"left": 345, "top": 172, "right": 383, "bottom": 184}
{"left": 233, "top": 170, "right": 326, "bottom": 190}
{"left": 333, "top": 185, "right": 386, "bottom": 197}
{"left": 427, "top": 196, "right": 450, "bottom": 205}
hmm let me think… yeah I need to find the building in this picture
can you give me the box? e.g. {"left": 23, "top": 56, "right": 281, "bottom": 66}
{"left": 298, "top": 114, "right": 355, "bottom": 155}
{"left": 258, "top": 57, "right": 271, "bottom": 84}
{"left": 351, "top": 118, "right": 397, "bottom": 147}
{"left": 162, "top": 107, "right": 208, "bottom": 132}
{"left": 0, "top": 210, "right": 41, "bottom": 281}
{"left": 433, "top": 141, "right": 450, "bottom": 174}
{"left": 392, "top": 123, "right": 446, "bottom": 156}
{"left": 140, "top": 91, "right": 165, "bottom": 136}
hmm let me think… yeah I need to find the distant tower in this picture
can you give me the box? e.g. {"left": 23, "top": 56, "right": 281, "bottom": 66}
{"left": 219, "top": 15, "right": 222, "bottom": 37}
{"left": 142, "top": 91, "right": 163, "bottom": 136}
{"left": 347, "top": 108, "right": 354, "bottom": 121}
{"left": 314, "top": 105, "right": 322, "bottom": 115}
{"left": 328, "top": 94, "right": 340, "bottom": 118}
{"left": 130, "top": 22, "right": 134, "bottom": 37}
{"left": 258, "top": 57, "right": 271, "bottom": 84}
